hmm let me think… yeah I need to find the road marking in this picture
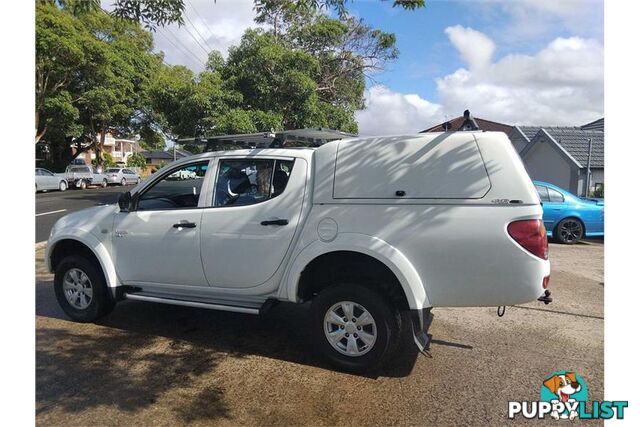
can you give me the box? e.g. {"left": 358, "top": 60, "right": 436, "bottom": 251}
{"left": 35, "top": 209, "right": 67, "bottom": 217}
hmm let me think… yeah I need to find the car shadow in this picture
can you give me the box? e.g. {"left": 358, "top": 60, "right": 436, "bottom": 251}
{"left": 36, "top": 279, "right": 421, "bottom": 385}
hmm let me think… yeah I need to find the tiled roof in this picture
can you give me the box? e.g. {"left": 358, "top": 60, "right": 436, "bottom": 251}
{"left": 515, "top": 126, "right": 542, "bottom": 141}
{"left": 542, "top": 128, "right": 604, "bottom": 168}
{"left": 581, "top": 118, "right": 604, "bottom": 132}
{"left": 421, "top": 116, "right": 513, "bottom": 134}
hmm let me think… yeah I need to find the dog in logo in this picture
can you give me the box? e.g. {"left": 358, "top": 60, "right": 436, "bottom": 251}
{"left": 543, "top": 372, "right": 582, "bottom": 420}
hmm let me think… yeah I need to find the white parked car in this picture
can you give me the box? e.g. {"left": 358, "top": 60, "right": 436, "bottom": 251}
{"left": 168, "top": 169, "right": 197, "bottom": 180}
{"left": 36, "top": 168, "right": 68, "bottom": 192}
{"left": 105, "top": 168, "right": 141, "bottom": 186}
{"left": 46, "top": 132, "right": 551, "bottom": 372}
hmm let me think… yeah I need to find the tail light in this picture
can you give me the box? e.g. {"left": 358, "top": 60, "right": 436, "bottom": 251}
{"left": 507, "top": 219, "right": 548, "bottom": 260}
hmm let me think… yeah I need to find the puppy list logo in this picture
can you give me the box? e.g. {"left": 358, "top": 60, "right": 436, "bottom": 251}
{"left": 508, "top": 371, "right": 628, "bottom": 420}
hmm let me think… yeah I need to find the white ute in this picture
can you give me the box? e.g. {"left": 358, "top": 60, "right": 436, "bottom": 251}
{"left": 47, "top": 131, "right": 551, "bottom": 372}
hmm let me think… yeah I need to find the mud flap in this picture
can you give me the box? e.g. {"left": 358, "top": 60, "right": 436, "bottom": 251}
{"left": 410, "top": 307, "right": 433, "bottom": 352}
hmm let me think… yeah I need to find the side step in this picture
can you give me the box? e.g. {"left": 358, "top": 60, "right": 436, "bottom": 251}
{"left": 124, "top": 292, "right": 265, "bottom": 315}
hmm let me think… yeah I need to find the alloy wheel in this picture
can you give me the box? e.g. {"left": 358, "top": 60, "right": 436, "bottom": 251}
{"left": 324, "top": 301, "right": 377, "bottom": 357}
{"left": 559, "top": 220, "right": 583, "bottom": 243}
{"left": 62, "top": 268, "right": 93, "bottom": 310}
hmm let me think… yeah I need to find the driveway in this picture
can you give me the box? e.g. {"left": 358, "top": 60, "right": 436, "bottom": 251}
{"left": 36, "top": 242, "right": 604, "bottom": 426}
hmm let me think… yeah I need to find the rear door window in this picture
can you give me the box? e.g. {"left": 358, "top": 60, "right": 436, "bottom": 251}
{"left": 535, "top": 185, "right": 550, "bottom": 202}
{"left": 548, "top": 188, "right": 565, "bottom": 203}
{"left": 213, "top": 158, "right": 294, "bottom": 207}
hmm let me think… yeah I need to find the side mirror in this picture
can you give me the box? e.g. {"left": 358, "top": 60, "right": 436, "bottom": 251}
{"left": 118, "top": 191, "right": 132, "bottom": 212}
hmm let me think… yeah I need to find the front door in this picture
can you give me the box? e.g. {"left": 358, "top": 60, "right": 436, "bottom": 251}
{"left": 112, "top": 160, "right": 211, "bottom": 286}
{"left": 200, "top": 157, "right": 307, "bottom": 288}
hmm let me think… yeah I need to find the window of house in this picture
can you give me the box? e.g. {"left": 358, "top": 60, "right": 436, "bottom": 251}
{"left": 214, "top": 159, "right": 294, "bottom": 207}
{"left": 137, "top": 161, "right": 209, "bottom": 210}
{"left": 535, "top": 185, "right": 550, "bottom": 202}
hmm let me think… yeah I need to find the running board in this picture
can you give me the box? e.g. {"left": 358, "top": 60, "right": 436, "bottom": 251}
{"left": 124, "top": 293, "right": 261, "bottom": 315}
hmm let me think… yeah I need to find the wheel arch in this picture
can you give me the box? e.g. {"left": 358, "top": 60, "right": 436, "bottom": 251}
{"left": 47, "top": 233, "right": 118, "bottom": 289}
{"left": 283, "top": 233, "right": 430, "bottom": 310}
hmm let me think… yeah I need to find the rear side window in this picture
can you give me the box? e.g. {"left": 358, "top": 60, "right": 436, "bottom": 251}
{"left": 333, "top": 134, "right": 491, "bottom": 199}
{"left": 214, "top": 159, "right": 294, "bottom": 207}
{"left": 535, "top": 185, "right": 550, "bottom": 202}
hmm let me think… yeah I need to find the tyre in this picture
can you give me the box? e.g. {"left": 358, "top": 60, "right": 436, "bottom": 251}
{"left": 554, "top": 218, "right": 584, "bottom": 244}
{"left": 101, "top": 179, "right": 108, "bottom": 188}
{"left": 79, "top": 179, "right": 87, "bottom": 190}
{"left": 54, "top": 255, "right": 115, "bottom": 322}
{"left": 121, "top": 177, "right": 126, "bottom": 186}
{"left": 59, "top": 180, "right": 67, "bottom": 192}
{"left": 311, "top": 283, "right": 402, "bottom": 373}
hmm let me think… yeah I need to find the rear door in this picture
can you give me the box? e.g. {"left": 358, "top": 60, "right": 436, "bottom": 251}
{"left": 200, "top": 156, "right": 307, "bottom": 288}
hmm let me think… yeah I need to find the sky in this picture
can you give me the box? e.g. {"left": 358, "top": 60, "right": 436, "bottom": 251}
{"left": 106, "top": 0, "right": 604, "bottom": 136}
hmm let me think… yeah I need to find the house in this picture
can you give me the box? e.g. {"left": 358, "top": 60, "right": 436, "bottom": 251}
{"left": 420, "top": 111, "right": 513, "bottom": 134}
{"left": 71, "top": 133, "right": 140, "bottom": 165}
{"left": 518, "top": 126, "right": 604, "bottom": 197}
{"left": 507, "top": 118, "right": 604, "bottom": 196}
{"left": 140, "top": 149, "right": 193, "bottom": 167}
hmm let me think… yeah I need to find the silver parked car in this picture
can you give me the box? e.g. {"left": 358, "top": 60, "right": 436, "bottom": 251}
{"left": 105, "top": 168, "right": 141, "bottom": 186}
{"left": 35, "top": 168, "right": 68, "bottom": 192}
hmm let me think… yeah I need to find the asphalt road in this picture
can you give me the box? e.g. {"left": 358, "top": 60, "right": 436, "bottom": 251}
{"left": 35, "top": 185, "right": 128, "bottom": 243}
{"left": 35, "top": 242, "right": 604, "bottom": 426}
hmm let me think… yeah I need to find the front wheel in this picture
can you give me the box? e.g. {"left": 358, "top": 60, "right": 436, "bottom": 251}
{"left": 555, "top": 218, "right": 584, "bottom": 244}
{"left": 54, "top": 255, "right": 115, "bottom": 322}
{"left": 311, "top": 283, "right": 401, "bottom": 373}
{"left": 59, "top": 180, "right": 67, "bottom": 192}
{"left": 101, "top": 179, "right": 107, "bottom": 188}
{"left": 121, "top": 177, "right": 126, "bottom": 186}
{"left": 79, "top": 179, "right": 87, "bottom": 190}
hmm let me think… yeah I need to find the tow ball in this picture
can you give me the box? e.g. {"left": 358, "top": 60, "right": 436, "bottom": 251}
{"left": 537, "top": 289, "right": 553, "bottom": 305}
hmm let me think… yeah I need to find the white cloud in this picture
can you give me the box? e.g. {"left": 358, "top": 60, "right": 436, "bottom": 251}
{"left": 355, "top": 86, "right": 442, "bottom": 136}
{"left": 436, "top": 30, "right": 604, "bottom": 125}
{"left": 444, "top": 25, "right": 494, "bottom": 71}
{"left": 356, "top": 28, "right": 603, "bottom": 134}
{"left": 153, "top": 0, "right": 258, "bottom": 71}
{"left": 492, "top": 0, "right": 603, "bottom": 44}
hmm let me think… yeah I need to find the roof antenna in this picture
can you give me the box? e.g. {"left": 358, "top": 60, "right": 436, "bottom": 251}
{"left": 461, "top": 109, "right": 479, "bottom": 131}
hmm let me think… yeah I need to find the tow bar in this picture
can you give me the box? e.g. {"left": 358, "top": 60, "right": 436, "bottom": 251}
{"left": 537, "top": 289, "right": 552, "bottom": 305}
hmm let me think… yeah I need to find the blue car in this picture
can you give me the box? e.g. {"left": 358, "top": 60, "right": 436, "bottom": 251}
{"left": 533, "top": 181, "right": 604, "bottom": 244}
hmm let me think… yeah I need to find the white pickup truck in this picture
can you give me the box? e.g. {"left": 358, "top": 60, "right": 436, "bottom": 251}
{"left": 59, "top": 165, "right": 108, "bottom": 189}
{"left": 46, "top": 131, "right": 551, "bottom": 371}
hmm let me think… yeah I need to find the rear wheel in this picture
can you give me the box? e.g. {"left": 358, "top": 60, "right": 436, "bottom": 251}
{"left": 101, "top": 179, "right": 107, "bottom": 188}
{"left": 121, "top": 177, "right": 126, "bottom": 186}
{"left": 311, "top": 283, "right": 401, "bottom": 373}
{"left": 59, "top": 180, "right": 67, "bottom": 192}
{"left": 555, "top": 218, "right": 584, "bottom": 244}
{"left": 54, "top": 255, "right": 115, "bottom": 322}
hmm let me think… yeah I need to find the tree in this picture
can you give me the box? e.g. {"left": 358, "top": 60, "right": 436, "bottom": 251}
{"left": 35, "top": 3, "right": 87, "bottom": 143}
{"left": 36, "top": 3, "right": 162, "bottom": 166}
{"left": 126, "top": 152, "right": 147, "bottom": 168}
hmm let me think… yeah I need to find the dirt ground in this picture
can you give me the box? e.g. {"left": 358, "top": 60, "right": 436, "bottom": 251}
{"left": 36, "top": 240, "right": 604, "bottom": 426}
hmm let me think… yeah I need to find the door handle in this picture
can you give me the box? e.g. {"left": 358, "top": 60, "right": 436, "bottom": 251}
{"left": 260, "top": 219, "right": 289, "bottom": 226}
{"left": 173, "top": 221, "right": 197, "bottom": 228}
